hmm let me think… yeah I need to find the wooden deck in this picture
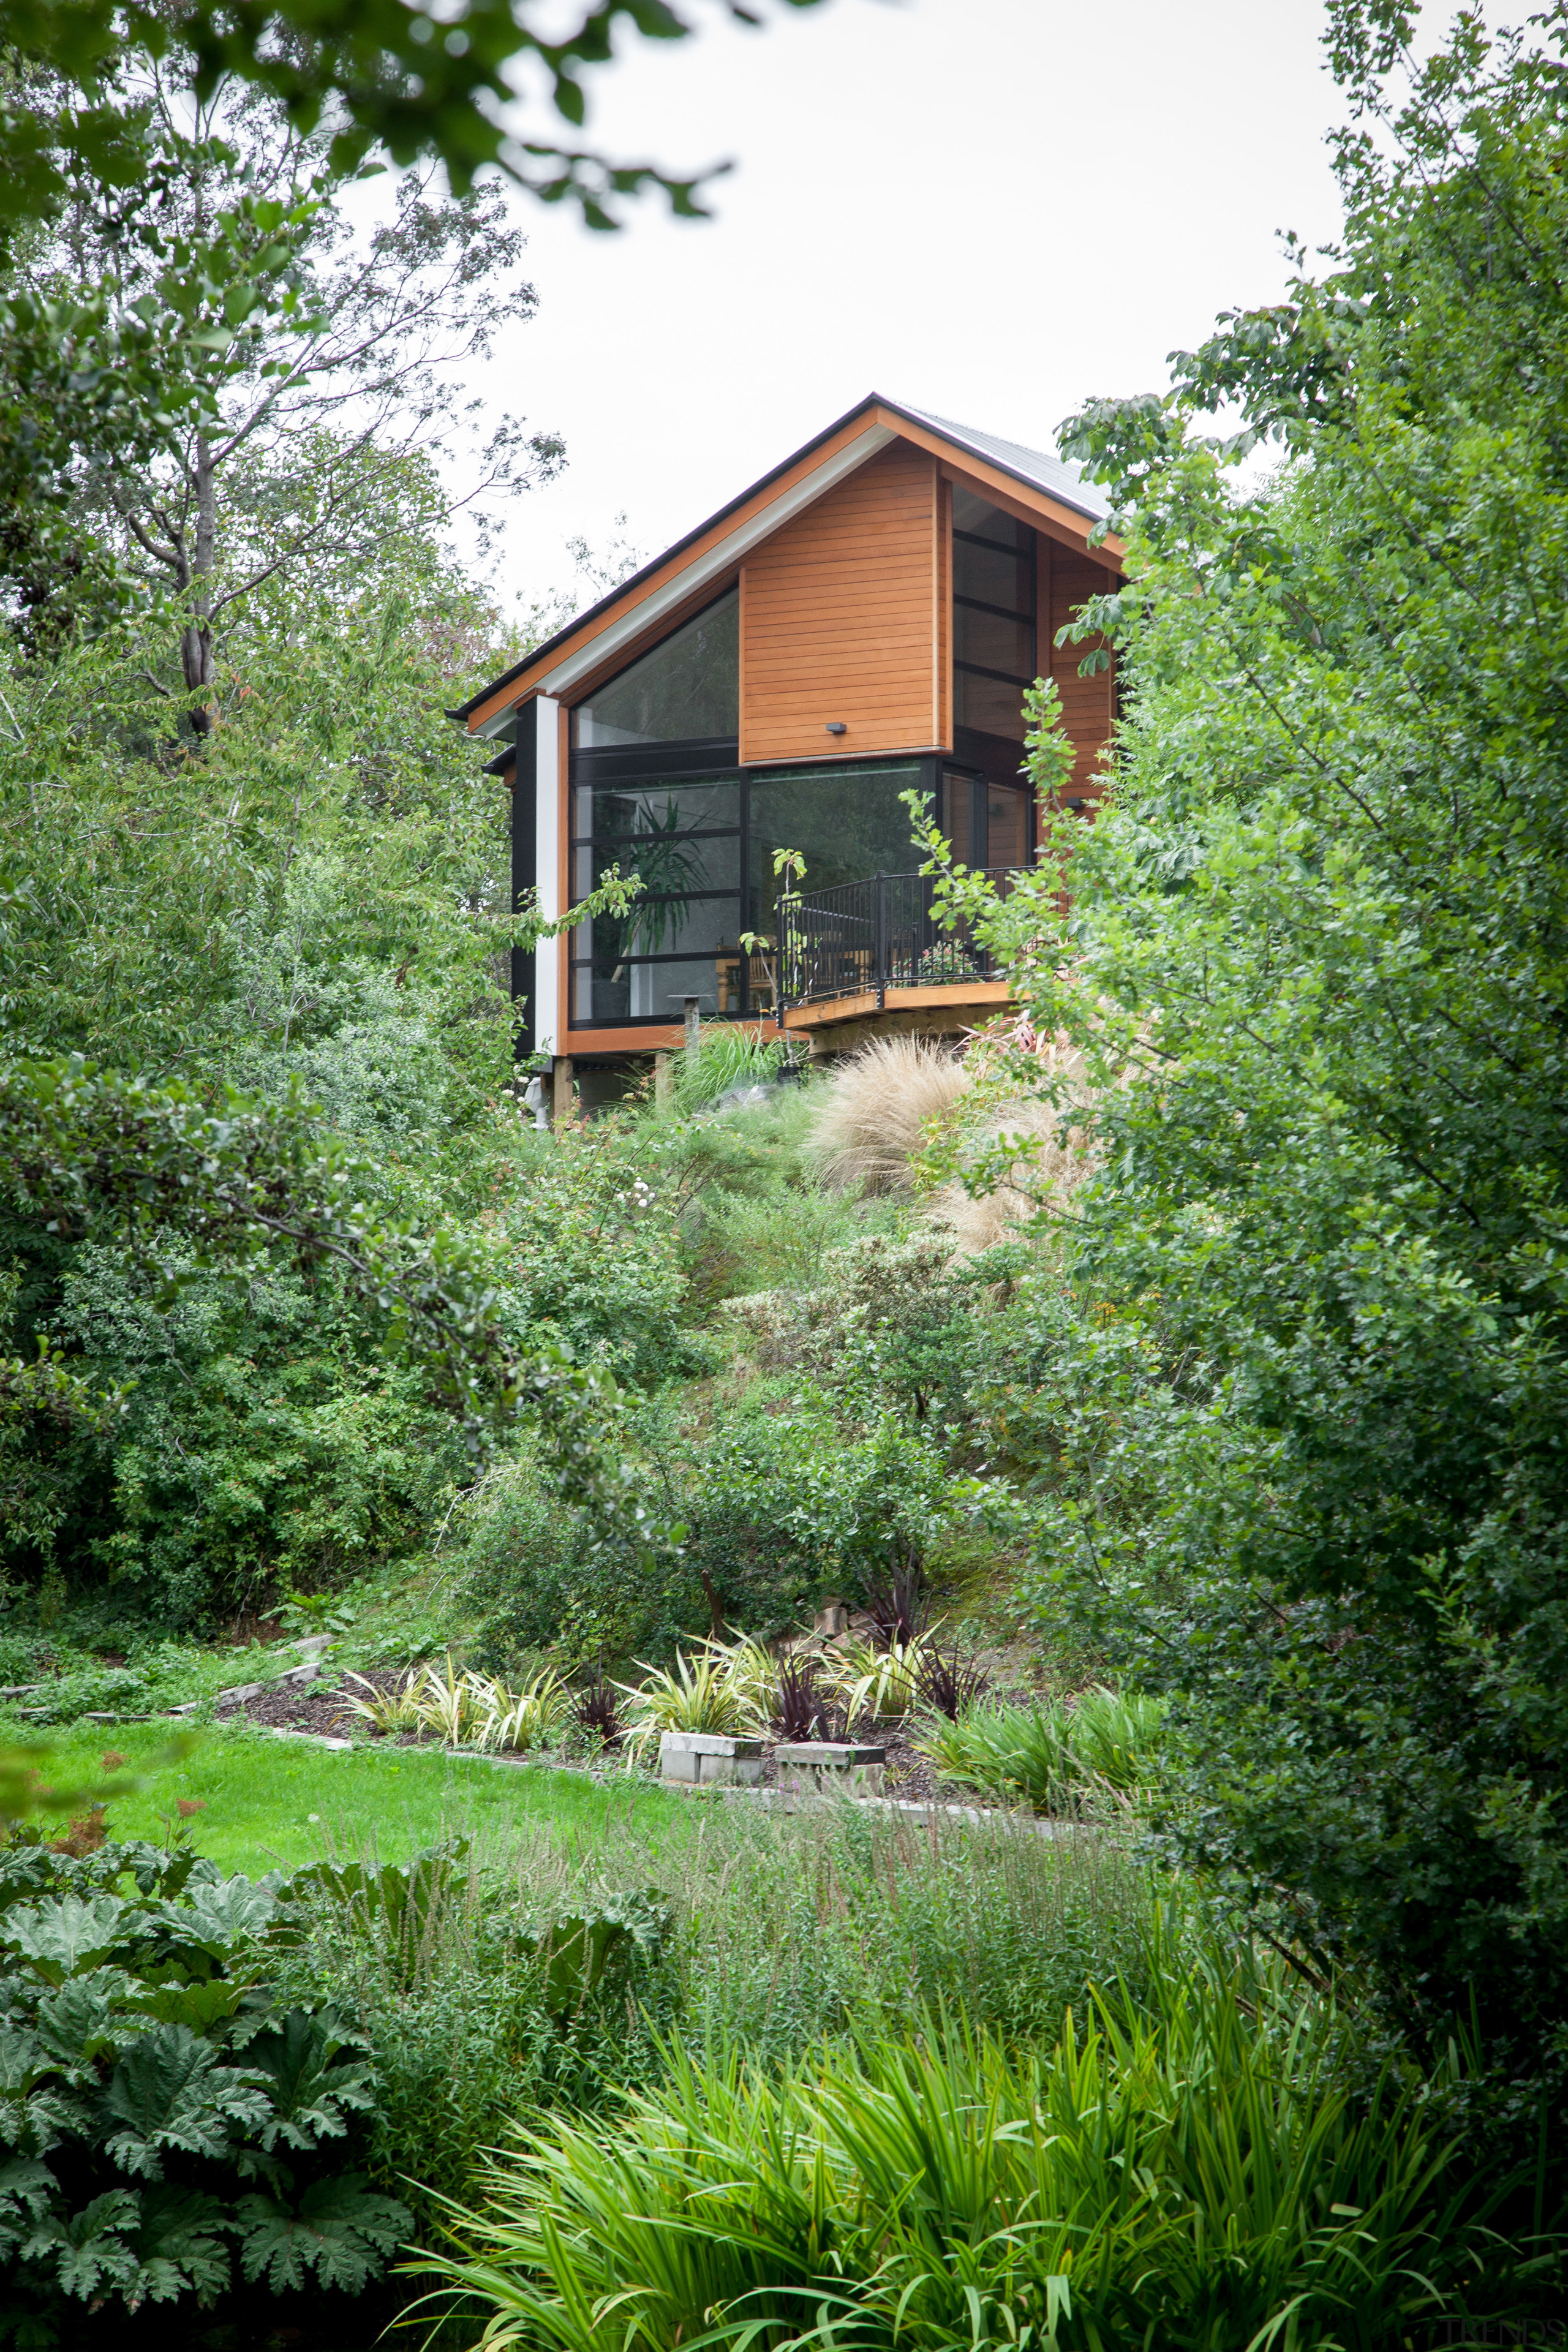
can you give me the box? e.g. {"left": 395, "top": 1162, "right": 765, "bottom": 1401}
{"left": 782, "top": 978, "right": 1012, "bottom": 1054}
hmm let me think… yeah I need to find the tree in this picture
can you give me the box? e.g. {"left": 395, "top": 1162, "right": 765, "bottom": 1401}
{"left": 943, "top": 0, "right": 1568, "bottom": 2089}
{"left": 0, "top": 0, "right": 831, "bottom": 232}
{"left": 17, "top": 58, "right": 559, "bottom": 720}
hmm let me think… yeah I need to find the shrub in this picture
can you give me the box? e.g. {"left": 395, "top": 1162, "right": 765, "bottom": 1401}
{"left": 421, "top": 1953, "right": 1513, "bottom": 2352}
{"left": 921, "top": 1689, "right": 1169, "bottom": 1814}
{"left": 494, "top": 1124, "right": 690, "bottom": 1385}
{"left": 913, "top": 1642, "right": 992, "bottom": 1721}
{"left": 666, "top": 1030, "right": 798, "bottom": 1115}
{"left": 0, "top": 1831, "right": 410, "bottom": 2335}
{"left": 676, "top": 1386, "right": 966, "bottom": 1634}
{"left": 37, "top": 1240, "right": 459, "bottom": 1627}
{"left": 617, "top": 1649, "right": 755, "bottom": 1753}
{"left": 443, "top": 1442, "right": 701, "bottom": 1670}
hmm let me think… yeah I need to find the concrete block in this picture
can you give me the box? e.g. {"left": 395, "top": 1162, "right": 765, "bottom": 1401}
{"left": 660, "top": 1732, "right": 764, "bottom": 1787}
{"left": 774, "top": 1741, "right": 886, "bottom": 1807}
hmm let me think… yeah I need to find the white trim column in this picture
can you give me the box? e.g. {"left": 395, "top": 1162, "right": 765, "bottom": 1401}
{"left": 533, "top": 695, "right": 561, "bottom": 1055}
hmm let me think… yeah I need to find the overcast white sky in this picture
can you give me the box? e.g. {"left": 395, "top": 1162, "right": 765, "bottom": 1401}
{"left": 466, "top": 0, "right": 1351, "bottom": 614}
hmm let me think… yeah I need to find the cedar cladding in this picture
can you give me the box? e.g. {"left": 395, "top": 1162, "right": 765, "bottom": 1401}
{"left": 1046, "top": 545, "right": 1116, "bottom": 801}
{"left": 740, "top": 442, "right": 940, "bottom": 764}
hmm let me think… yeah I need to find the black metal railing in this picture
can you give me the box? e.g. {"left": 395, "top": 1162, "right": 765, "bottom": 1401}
{"left": 778, "top": 867, "right": 1020, "bottom": 1009}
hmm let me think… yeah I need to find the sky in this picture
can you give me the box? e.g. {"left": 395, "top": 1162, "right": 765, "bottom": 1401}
{"left": 461, "top": 0, "right": 1351, "bottom": 616}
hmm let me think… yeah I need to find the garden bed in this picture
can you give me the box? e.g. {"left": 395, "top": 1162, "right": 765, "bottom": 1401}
{"left": 221, "top": 1665, "right": 1043, "bottom": 1807}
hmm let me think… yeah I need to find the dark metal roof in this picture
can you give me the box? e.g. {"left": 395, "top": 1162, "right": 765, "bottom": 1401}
{"left": 451, "top": 392, "right": 1112, "bottom": 725}
{"left": 895, "top": 402, "right": 1110, "bottom": 524}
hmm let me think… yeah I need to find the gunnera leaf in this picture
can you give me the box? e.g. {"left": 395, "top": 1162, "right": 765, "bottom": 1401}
{"left": 244, "top": 2011, "right": 375, "bottom": 2152}
{"left": 233, "top": 2171, "right": 411, "bottom": 2293}
{"left": 104, "top": 2022, "right": 271, "bottom": 2179}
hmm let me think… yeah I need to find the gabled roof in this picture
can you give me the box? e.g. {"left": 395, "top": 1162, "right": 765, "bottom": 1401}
{"left": 455, "top": 391, "right": 1120, "bottom": 736}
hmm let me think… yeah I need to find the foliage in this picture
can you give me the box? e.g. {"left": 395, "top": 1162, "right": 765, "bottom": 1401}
{"left": 919, "top": 1691, "right": 1169, "bottom": 1815}
{"left": 906, "top": 2, "right": 1568, "bottom": 2087}
{"left": 488, "top": 1122, "right": 692, "bottom": 1385}
{"left": 0, "top": 1829, "right": 409, "bottom": 2332}
{"left": 569, "top": 1673, "right": 625, "bottom": 1750}
{"left": 440, "top": 1436, "right": 696, "bottom": 1672}
{"left": 48, "top": 1242, "right": 462, "bottom": 1624}
{"left": 911, "top": 1642, "right": 992, "bottom": 1722}
{"left": 273, "top": 1798, "right": 1159, "bottom": 2248}
{"left": 617, "top": 1648, "right": 755, "bottom": 1752}
{"left": 0, "top": 1, "right": 831, "bottom": 237}
{"left": 826, "top": 1634, "right": 930, "bottom": 1725}
{"left": 665, "top": 1030, "right": 799, "bottom": 1116}
{"left": 419, "top": 1945, "right": 1528, "bottom": 2352}
{"left": 807, "top": 1033, "right": 968, "bottom": 1194}
{"left": 772, "top": 1652, "right": 832, "bottom": 1743}
{"left": 342, "top": 1658, "right": 570, "bottom": 1753}
{"left": 673, "top": 1381, "right": 970, "bottom": 1634}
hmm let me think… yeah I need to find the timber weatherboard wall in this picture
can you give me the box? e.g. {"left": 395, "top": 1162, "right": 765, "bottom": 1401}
{"left": 740, "top": 443, "right": 941, "bottom": 763}
{"left": 1048, "top": 546, "right": 1118, "bottom": 802}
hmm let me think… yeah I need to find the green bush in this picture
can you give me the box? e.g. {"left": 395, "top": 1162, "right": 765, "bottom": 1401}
{"left": 0, "top": 1830, "right": 410, "bottom": 2337}
{"left": 443, "top": 1440, "right": 700, "bottom": 1670}
{"left": 922, "top": 1689, "right": 1170, "bottom": 1814}
{"left": 40, "top": 1240, "right": 461, "bottom": 1626}
{"left": 917, "top": 12, "right": 1568, "bottom": 2095}
{"left": 421, "top": 1950, "right": 1517, "bottom": 2352}
{"left": 276, "top": 1803, "right": 1156, "bottom": 2234}
{"left": 492, "top": 1124, "right": 692, "bottom": 1387}
{"left": 676, "top": 1384, "right": 969, "bottom": 1633}
{"left": 665, "top": 1030, "right": 798, "bottom": 1115}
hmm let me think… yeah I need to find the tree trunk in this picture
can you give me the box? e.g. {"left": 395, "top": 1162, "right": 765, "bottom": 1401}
{"left": 181, "top": 431, "right": 218, "bottom": 735}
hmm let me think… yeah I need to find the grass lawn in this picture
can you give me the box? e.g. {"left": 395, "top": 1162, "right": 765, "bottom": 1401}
{"left": 14, "top": 1718, "right": 686, "bottom": 1876}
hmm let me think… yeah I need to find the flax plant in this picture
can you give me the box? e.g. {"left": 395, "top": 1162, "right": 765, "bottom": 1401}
{"left": 920, "top": 1689, "right": 1168, "bottom": 1814}
{"left": 412, "top": 1954, "right": 1506, "bottom": 2352}
{"left": 616, "top": 1649, "right": 758, "bottom": 1757}
{"left": 342, "top": 1666, "right": 429, "bottom": 1733}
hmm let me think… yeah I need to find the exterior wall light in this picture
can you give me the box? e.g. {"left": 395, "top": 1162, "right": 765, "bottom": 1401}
{"left": 825, "top": 721, "right": 847, "bottom": 735}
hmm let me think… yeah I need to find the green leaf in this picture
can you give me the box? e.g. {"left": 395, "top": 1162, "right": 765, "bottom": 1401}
{"left": 103, "top": 2022, "right": 271, "bottom": 2180}
{"left": 243, "top": 2010, "right": 374, "bottom": 2152}
{"left": 233, "top": 2171, "right": 410, "bottom": 2293}
{"left": 4, "top": 1893, "right": 129, "bottom": 1983}
{"left": 19, "top": 2185, "right": 140, "bottom": 2300}
{"left": 123, "top": 1978, "right": 242, "bottom": 2032}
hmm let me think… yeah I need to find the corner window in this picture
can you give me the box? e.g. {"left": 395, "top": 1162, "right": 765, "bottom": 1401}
{"left": 952, "top": 490, "right": 1036, "bottom": 742}
{"left": 571, "top": 587, "right": 738, "bottom": 750}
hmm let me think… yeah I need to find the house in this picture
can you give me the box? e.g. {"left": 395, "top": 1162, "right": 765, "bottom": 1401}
{"left": 453, "top": 394, "right": 1124, "bottom": 1111}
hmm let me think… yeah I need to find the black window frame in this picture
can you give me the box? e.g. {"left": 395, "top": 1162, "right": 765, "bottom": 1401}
{"left": 565, "top": 746, "right": 973, "bottom": 1029}
{"left": 567, "top": 734, "right": 745, "bottom": 1028}
{"left": 952, "top": 509, "right": 1039, "bottom": 744}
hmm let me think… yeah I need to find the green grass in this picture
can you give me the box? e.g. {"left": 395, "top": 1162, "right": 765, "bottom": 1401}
{"left": 19, "top": 1719, "right": 687, "bottom": 1875}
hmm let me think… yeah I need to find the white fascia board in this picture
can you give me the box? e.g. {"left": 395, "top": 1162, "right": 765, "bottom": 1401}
{"left": 535, "top": 424, "right": 896, "bottom": 703}
{"left": 533, "top": 696, "right": 561, "bottom": 1054}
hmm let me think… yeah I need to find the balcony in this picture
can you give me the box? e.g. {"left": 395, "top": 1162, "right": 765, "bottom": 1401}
{"left": 777, "top": 867, "right": 1022, "bottom": 1036}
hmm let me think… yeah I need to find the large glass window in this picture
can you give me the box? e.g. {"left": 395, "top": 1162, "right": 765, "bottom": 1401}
{"left": 952, "top": 489, "right": 1037, "bottom": 743}
{"left": 748, "top": 760, "right": 929, "bottom": 946}
{"left": 944, "top": 769, "right": 1030, "bottom": 870}
{"left": 571, "top": 588, "right": 738, "bottom": 748}
{"left": 565, "top": 752, "right": 939, "bottom": 1028}
{"left": 568, "top": 766, "right": 742, "bottom": 1025}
